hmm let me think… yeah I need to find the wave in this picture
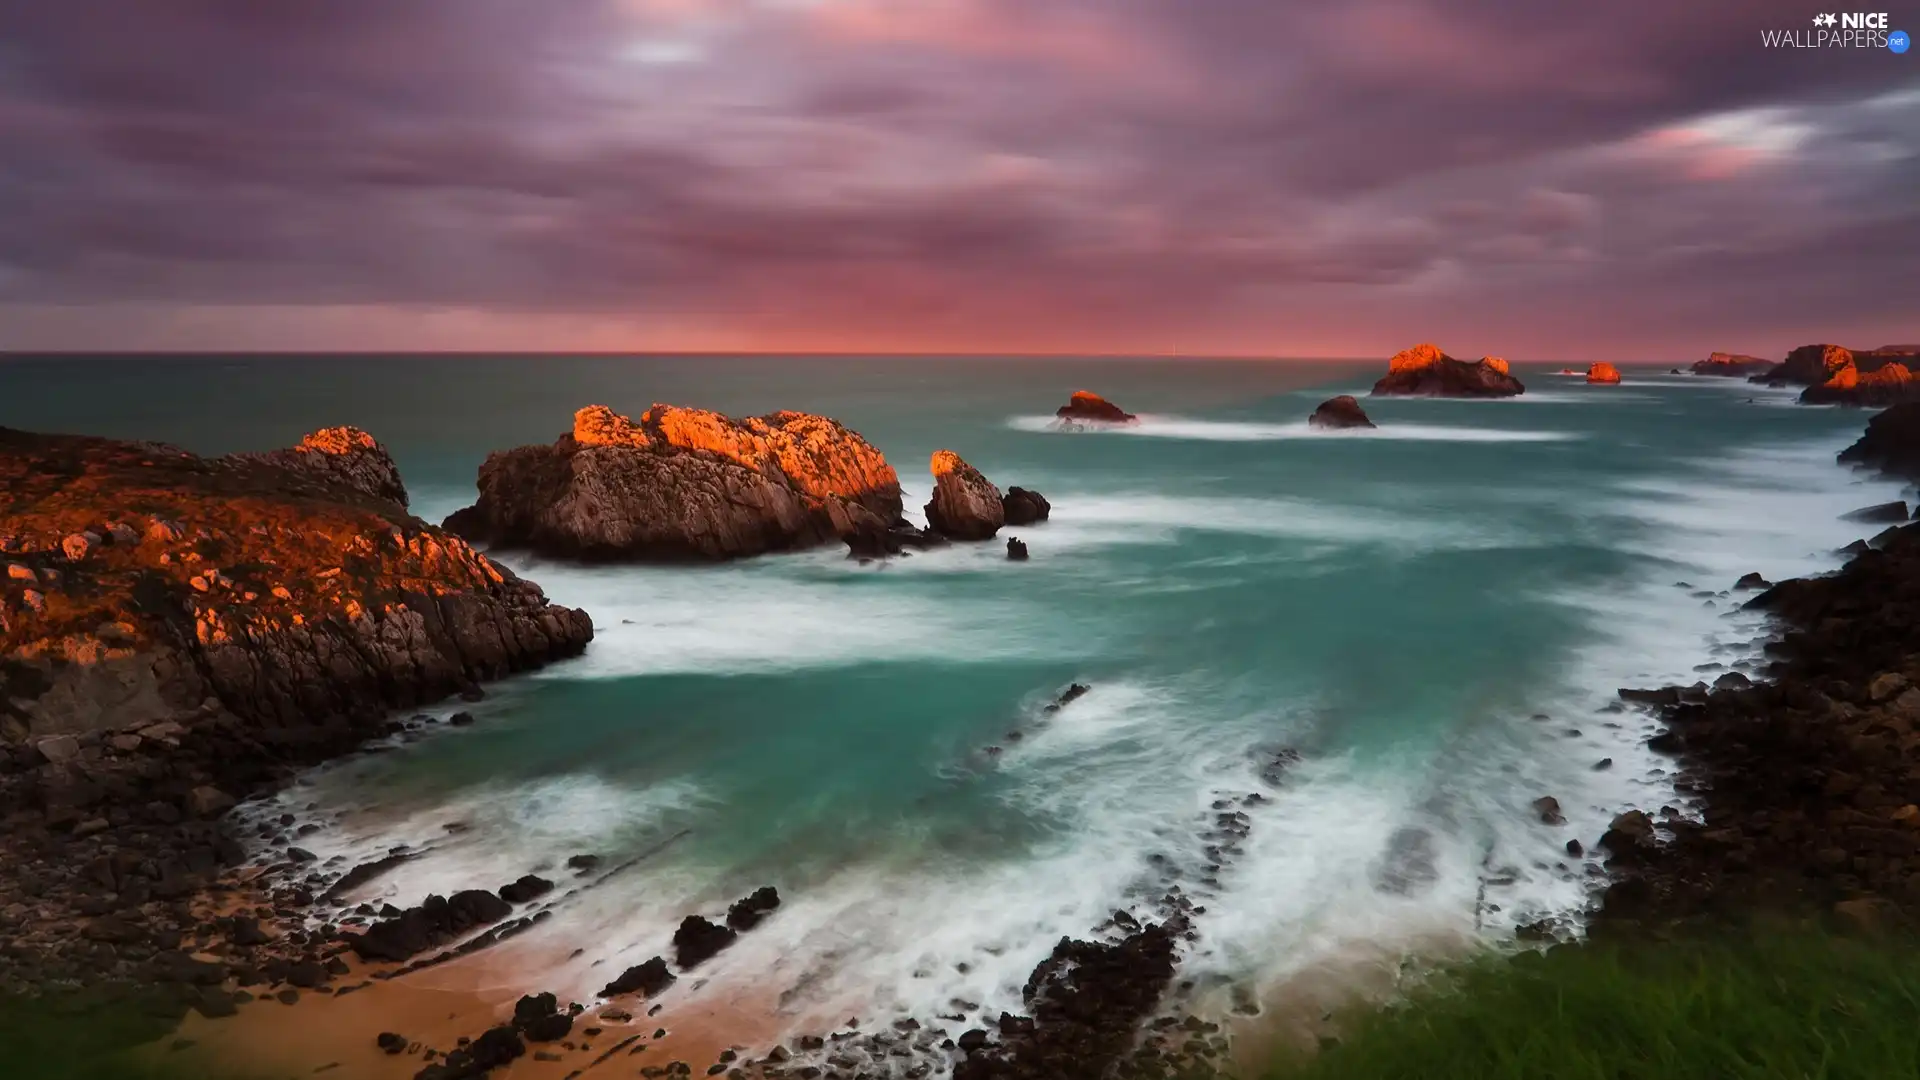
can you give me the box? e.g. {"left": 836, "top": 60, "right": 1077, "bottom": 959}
{"left": 1007, "top": 415, "right": 1578, "bottom": 442}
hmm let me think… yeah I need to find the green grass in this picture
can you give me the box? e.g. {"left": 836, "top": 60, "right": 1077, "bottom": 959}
{"left": 1262, "top": 927, "right": 1920, "bottom": 1080}
{"left": 0, "top": 990, "right": 254, "bottom": 1080}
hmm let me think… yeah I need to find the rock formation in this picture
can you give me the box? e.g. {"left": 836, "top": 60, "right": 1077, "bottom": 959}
{"left": 925, "top": 451, "right": 1005, "bottom": 540}
{"left": 1839, "top": 402, "right": 1920, "bottom": 482}
{"left": 1054, "top": 391, "right": 1136, "bottom": 424}
{"left": 1586, "top": 362, "right": 1622, "bottom": 385}
{"left": 1369, "top": 343, "right": 1525, "bottom": 397}
{"left": 1002, "top": 486, "right": 1051, "bottom": 526}
{"left": 1006, "top": 537, "right": 1030, "bottom": 561}
{"left": 1691, "top": 352, "right": 1773, "bottom": 377}
{"left": 1308, "top": 395, "right": 1376, "bottom": 429}
{"left": 0, "top": 424, "right": 591, "bottom": 997}
{"left": 1760, "top": 343, "right": 1858, "bottom": 386}
{"left": 443, "top": 404, "right": 902, "bottom": 561}
{"left": 1801, "top": 355, "right": 1918, "bottom": 406}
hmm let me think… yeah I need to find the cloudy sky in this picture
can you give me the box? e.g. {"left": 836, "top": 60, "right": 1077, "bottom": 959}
{"left": 1, "top": 0, "right": 1914, "bottom": 359}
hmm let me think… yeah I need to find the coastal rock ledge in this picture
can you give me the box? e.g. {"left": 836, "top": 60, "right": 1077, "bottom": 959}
{"left": 445, "top": 404, "right": 903, "bottom": 561}
{"left": 1370, "top": 343, "right": 1525, "bottom": 398}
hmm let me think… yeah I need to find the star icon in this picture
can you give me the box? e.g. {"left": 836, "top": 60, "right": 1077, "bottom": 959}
{"left": 1822, "top": 13, "right": 1838, "bottom": 26}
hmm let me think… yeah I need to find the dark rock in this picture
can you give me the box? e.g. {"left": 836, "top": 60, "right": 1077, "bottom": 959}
{"left": 1843, "top": 501, "right": 1909, "bottom": 525}
{"left": 671, "top": 916, "right": 737, "bottom": 969}
{"left": 1307, "top": 395, "right": 1375, "bottom": 429}
{"left": 1691, "top": 352, "right": 1774, "bottom": 377}
{"left": 1002, "top": 488, "right": 1051, "bottom": 526}
{"left": 601, "top": 956, "right": 675, "bottom": 999}
{"left": 378, "top": 1032, "right": 409, "bottom": 1054}
{"left": 1006, "top": 538, "right": 1030, "bottom": 561}
{"left": 448, "top": 712, "right": 476, "bottom": 727}
{"left": 566, "top": 854, "right": 601, "bottom": 874}
{"left": 499, "top": 875, "right": 554, "bottom": 905}
{"left": 843, "top": 517, "right": 945, "bottom": 560}
{"left": 1531, "top": 796, "right": 1565, "bottom": 826}
{"left": 725, "top": 886, "right": 781, "bottom": 931}
{"left": 415, "top": 1025, "right": 524, "bottom": 1080}
{"left": 1733, "top": 572, "right": 1772, "bottom": 590}
{"left": 1840, "top": 402, "right": 1920, "bottom": 482}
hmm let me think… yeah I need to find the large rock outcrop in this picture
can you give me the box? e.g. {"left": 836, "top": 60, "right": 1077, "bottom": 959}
{"left": 1002, "top": 487, "right": 1051, "bottom": 526}
{"left": 1, "top": 426, "right": 590, "bottom": 741}
{"left": 1758, "top": 343, "right": 1857, "bottom": 386}
{"left": 1055, "top": 391, "right": 1136, "bottom": 424}
{"left": 924, "top": 451, "right": 1005, "bottom": 540}
{"left": 1586, "top": 362, "right": 1622, "bottom": 385}
{"left": 1307, "top": 395, "right": 1375, "bottom": 429}
{"left": 444, "top": 405, "right": 902, "bottom": 561}
{"left": 1691, "top": 352, "right": 1773, "bottom": 377}
{"left": 0, "top": 425, "right": 591, "bottom": 996}
{"left": 1369, "top": 343, "right": 1525, "bottom": 398}
{"left": 1838, "top": 402, "right": 1920, "bottom": 482}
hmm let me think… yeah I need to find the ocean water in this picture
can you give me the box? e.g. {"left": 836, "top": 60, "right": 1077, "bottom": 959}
{"left": 0, "top": 356, "right": 1904, "bottom": 1036}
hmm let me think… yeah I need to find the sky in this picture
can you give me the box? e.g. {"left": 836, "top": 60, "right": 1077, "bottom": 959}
{"left": 0, "top": 0, "right": 1915, "bottom": 360}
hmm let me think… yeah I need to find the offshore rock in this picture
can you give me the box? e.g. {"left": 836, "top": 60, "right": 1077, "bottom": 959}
{"left": 1370, "top": 343, "right": 1525, "bottom": 397}
{"left": 1002, "top": 487, "right": 1052, "bottom": 527}
{"left": 445, "top": 404, "right": 901, "bottom": 561}
{"left": 925, "top": 450, "right": 1005, "bottom": 541}
{"left": 1802, "top": 353, "right": 1919, "bottom": 406}
{"left": 1054, "top": 391, "right": 1136, "bottom": 424}
{"left": 1761, "top": 343, "right": 1858, "bottom": 386}
{"left": 1691, "top": 352, "right": 1774, "bottom": 377}
{"left": 1307, "top": 395, "right": 1376, "bottom": 429}
{"left": 1007, "top": 537, "right": 1031, "bottom": 561}
{"left": 1586, "top": 362, "right": 1623, "bottom": 385}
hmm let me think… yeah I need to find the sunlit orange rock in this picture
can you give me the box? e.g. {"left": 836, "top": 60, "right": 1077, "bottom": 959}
{"left": 1055, "top": 391, "right": 1137, "bottom": 424}
{"left": 1586, "top": 362, "right": 1622, "bottom": 385}
{"left": 1803, "top": 359, "right": 1917, "bottom": 406}
{"left": 446, "top": 404, "right": 903, "bottom": 561}
{"left": 0, "top": 425, "right": 590, "bottom": 740}
{"left": 925, "top": 450, "right": 1005, "bottom": 540}
{"left": 1371, "top": 343, "right": 1525, "bottom": 397}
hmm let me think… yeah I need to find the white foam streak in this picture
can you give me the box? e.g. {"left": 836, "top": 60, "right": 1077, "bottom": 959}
{"left": 1008, "top": 415, "right": 1577, "bottom": 442}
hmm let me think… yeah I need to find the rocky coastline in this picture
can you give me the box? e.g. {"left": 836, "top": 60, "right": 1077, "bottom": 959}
{"left": 0, "top": 425, "right": 590, "bottom": 1026}
{"left": 1590, "top": 404, "right": 1920, "bottom": 937}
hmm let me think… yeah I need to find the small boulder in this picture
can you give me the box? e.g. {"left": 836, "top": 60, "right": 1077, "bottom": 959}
{"left": 184, "top": 786, "right": 236, "bottom": 818}
{"left": 600, "top": 957, "right": 675, "bottom": 999}
{"left": 1307, "top": 395, "right": 1375, "bottom": 429}
{"left": 1585, "top": 362, "right": 1622, "bottom": 385}
{"left": 1733, "top": 572, "right": 1772, "bottom": 591}
{"left": 924, "top": 451, "right": 1004, "bottom": 541}
{"left": 377, "top": 1032, "right": 408, "bottom": 1055}
{"left": 1002, "top": 487, "right": 1051, "bottom": 526}
{"left": 62, "top": 532, "right": 100, "bottom": 561}
{"left": 1006, "top": 537, "right": 1030, "bottom": 561}
{"left": 1600, "top": 810, "right": 1655, "bottom": 855}
{"left": 672, "top": 916, "right": 738, "bottom": 969}
{"left": 725, "top": 886, "right": 781, "bottom": 931}
{"left": 1868, "top": 672, "right": 1910, "bottom": 703}
{"left": 499, "top": 874, "right": 554, "bottom": 905}
{"left": 1531, "top": 796, "right": 1565, "bottom": 826}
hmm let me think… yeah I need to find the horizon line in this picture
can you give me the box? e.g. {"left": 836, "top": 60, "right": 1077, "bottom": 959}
{"left": 0, "top": 349, "right": 1712, "bottom": 365}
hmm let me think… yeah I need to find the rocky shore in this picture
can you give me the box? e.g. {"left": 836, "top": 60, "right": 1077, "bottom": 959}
{"left": 1591, "top": 405, "right": 1920, "bottom": 936}
{"left": 0, "top": 425, "right": 590, "bottom": 1011}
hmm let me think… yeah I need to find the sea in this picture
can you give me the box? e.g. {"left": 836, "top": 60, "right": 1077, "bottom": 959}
{"left": 0, "top": 354, "right": 1903, "bottom": 1038}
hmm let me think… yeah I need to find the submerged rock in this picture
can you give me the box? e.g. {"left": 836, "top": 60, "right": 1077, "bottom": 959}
{"left": 1842, "top": 501, "right": 1909, "bottom": 524}
{"left": 1054, "top": 390, "right": 1137, "bottom": 424}
{"left": 1307, "top": 395, "right": 1375, "bottom": 429}
{"left": 925, "top": 450, "right": 1005, "bottom": 541}
{"left": 725, "top": 886, "right": 781, "bottom": 931}
{"left": 600, "top": 956, "right": 674, "bottom": 999}
{"left": 843, "top": 516, "right": 945, "bottom": 560}
{"left": 1370, "top": 343, "right": 1525, "bottom": 398}
{"left": 1586, "top": 362, "right": 1622, "bottom": 385}
{"left": 1007, "top": 537, "right": 1030, "bottom": 561}
{"left": 443, "top": 404, "right": 902, "bottom": 561}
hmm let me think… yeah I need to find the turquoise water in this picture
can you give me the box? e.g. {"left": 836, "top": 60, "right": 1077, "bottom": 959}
{"left": 0, "top": 355, "right": 1902, "bottom": 1030}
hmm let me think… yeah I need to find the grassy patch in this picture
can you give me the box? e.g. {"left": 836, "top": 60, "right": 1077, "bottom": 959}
{"left": 1263, "top": 928, "right": 1920, "bottom": 1080}
{"left": 0, "top": 991, "right": 251, "bottom": 1080}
